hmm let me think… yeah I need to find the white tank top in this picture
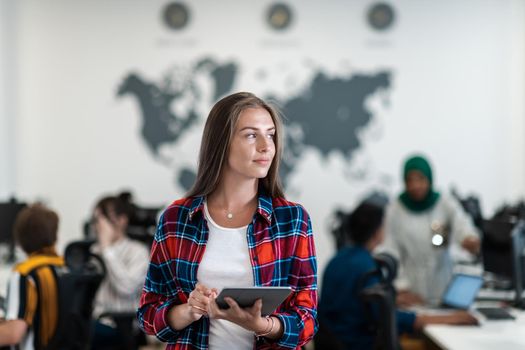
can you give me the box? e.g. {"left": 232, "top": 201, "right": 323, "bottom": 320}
{"left": 198, "top": 202, "right": 254, "bottom": 350}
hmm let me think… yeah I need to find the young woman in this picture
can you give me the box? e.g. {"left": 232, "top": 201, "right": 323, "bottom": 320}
{"left": 90, "top": 195, "right": 150, "bottom": 349}
{"left": 381, "top": 155, "right": 480, "bottom": 306}
{"left": 319, "top": 200, "right": 477, "bottom": 350}
{"left": 138, "top": 92, "right": 318, "bottom": 349}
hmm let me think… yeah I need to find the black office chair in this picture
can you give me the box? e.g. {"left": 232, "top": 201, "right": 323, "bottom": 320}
{"left": 360, "top": 285, "right": 400, "bottom": 350}
{"left": 359, "top": 252, "right": 401, "bottom": 350}
{"left": 313, "top": 320, "right": 346, "bottom": 350}
{"left": 97, "top": 311, "right": 146, "bottom": 350}
{"left": 65, "top": 239, "right": 146, "bottom": 350}
{"left": 46, "top": 241, "right": 105, "bottom": 350}
{"left": 451, "top": 189, "right": 484, "bottom": 232}
{"left": 373, "top": 253, "right": 398, "bottom": 285}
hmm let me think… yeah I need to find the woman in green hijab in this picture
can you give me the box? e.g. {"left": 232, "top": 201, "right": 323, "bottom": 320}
{"left": 380, "top": 155, "right": 480, "bottom": 307}
{"left": 399, "top": 156, "right": 440, "bottom": 212}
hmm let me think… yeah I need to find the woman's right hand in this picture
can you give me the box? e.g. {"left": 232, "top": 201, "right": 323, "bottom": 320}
{"left": 414, "top": 310, "right": 478, "bottom": 330}
{"left": 168, "top": 283, "right": 217, "bottom": 330}
{"left": 186, "top": 283, "right": 216, "bottom": 321}
{"left": 445, "top": 311, "right": 479, "bottom": 325}
{"left": 396, "top": 290, "right": 425, "bottom": 308}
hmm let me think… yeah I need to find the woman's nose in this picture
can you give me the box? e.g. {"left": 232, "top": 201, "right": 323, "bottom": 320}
{"left": 258, "top": 137, "right": 271, "bottom": 152}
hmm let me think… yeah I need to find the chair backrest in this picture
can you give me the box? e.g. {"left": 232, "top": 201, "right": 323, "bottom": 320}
{"left": 97, "top": 310, "right": 145, "bottom": 350}
{"left": 313, "top": 321, "right": 346, "bottom": 350}
{"left": 374, "top": 253, "right": 398, "bottom": 285}
{"left": 64, "top": 240, "right": 106, "bottom": 274}
{"left": 360, "top": 252, "right": 400, "bottom": 350}
{"left": 451, "top": 190, "right": 484, "bottom": 231}
{"left": 46, "top": 241, "right": 105, "bottom": 350}
{"left": 64, "top": 239, "right": 148, "bottom": 350}
{"left": 360, "top": 285, "right": 400, "bottom": 350}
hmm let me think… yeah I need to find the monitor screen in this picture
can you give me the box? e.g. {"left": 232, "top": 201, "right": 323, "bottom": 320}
{"left": 0, "top": 201, "right": 27, "bottom": 246}
{"left": 442, "top": 274, "right": 484, "bottom": 310}
{"left": 482, "top": 219, "right": 515, "bottom": 280}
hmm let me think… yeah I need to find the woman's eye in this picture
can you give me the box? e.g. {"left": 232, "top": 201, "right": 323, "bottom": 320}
{"left": 247, "top": 133, "right": 256, "bottom": 139}
{"left": 268, "top": 133, "right": 275, "bottom": 139}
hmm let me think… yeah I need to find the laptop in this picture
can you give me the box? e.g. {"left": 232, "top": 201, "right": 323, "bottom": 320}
{"left": 440, "top": 273, "right": 514, "bottom": 320}
{"left": 441, "top": 273, "right": 484, "bottom": 309}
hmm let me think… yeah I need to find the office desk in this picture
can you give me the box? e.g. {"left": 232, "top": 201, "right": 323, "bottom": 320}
{"left": 424, "top": 310, "right": 525, "bottom": 350}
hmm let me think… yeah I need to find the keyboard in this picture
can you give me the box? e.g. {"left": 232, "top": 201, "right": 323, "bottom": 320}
{"left": 476, "top": 307, "right": 515, "bottom": 320}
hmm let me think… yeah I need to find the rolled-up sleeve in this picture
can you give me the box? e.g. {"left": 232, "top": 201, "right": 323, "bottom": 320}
{"left": 396, "top": 310, "right": 416, "bottom": 334}
{"left": 265, "top": 209, "right": 318, "bottom": 349}
{"left": 137, "top": 214, "right": 185, "bottom": 342}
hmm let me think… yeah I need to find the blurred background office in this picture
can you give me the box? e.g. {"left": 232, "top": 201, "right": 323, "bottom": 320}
{"left": 0, "top": 1, "right": 525, "bottom": 347}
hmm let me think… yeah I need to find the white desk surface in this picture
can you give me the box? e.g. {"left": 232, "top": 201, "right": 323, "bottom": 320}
{"left": 424, "top": 309, "right": 525, "bottom": 350}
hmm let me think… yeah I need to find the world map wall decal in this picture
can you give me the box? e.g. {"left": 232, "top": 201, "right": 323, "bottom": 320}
{"left": 117, "top": 57, "right": 391, "bottom": 193}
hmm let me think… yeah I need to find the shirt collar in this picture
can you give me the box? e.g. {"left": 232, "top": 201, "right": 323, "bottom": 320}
{"left": 256, "top": 193, "right": 273, "bottom": 224}
{"left": 188, "top": 193, "right": 273, "bottom": 224}
{"left": 188, "top": 196, "right": 205, "bottom": 221}
{"left": 30, "top": 246, "right": 59, "bottom": 257}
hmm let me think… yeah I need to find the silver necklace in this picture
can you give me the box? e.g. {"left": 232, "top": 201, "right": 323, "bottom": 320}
{"left": 212, "top": 199, "right": 256, "bottom": 220}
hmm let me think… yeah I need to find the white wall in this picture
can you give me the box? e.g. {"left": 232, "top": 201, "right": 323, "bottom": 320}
{"left": 509, "top": 0, "right": 525, "bottom": 201}
{"left": 0, "top": 0, "right": 6, "bottom": 198}
{"left": 0, "top": 0, "right": 17, "bottom": 199}
{"left": 4, "top": 0, "right": 525, "bottom": 275}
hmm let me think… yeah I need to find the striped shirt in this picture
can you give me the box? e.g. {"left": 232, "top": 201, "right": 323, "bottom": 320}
{"left": 138, "top": 193, "right": 318, "bottom": 350}
{"left": 5, "top": 253, "right": 65, "bottom": 350}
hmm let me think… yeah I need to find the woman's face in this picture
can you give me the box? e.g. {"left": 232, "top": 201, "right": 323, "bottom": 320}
{"left": 93, "top": 207, "right": 126, "bottom": 234}
{"left": 93, "top": 208, "right": 115, "bottom": 235}
{"left": 405, "top": 170, "right": 430, "bottom": 201}
{"left": 225, "top": 107, "right": 276, "bottom": 181}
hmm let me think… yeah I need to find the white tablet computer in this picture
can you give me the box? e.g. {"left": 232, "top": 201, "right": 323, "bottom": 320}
{"left": 216, "top": 286, "right": 292, "bottom": 315}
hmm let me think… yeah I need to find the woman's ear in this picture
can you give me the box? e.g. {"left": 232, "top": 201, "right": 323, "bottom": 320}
{"left": 372, "top": 225, "right": 386, "bottom": 249}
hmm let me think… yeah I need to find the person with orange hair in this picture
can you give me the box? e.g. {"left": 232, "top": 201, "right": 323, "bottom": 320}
{"left": 0, "top": 204, "right": 64, "bottom": 350}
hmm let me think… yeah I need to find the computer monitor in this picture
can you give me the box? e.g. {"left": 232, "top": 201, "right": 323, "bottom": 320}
{"left": 511, "top": 220, "right": 525, "bottom": 308}
{"left": 0, "top": 200, "right": 27, "bottom": 261}
{"left": 482, "top": 219, "right": 515, "bottom": 281}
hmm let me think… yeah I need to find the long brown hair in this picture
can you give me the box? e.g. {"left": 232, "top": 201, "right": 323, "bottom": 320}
{"left": 186, "top": 92, "right": 285, "bottom": 198}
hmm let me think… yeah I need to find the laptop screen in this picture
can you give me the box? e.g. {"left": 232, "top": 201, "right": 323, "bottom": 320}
{"left": 442, "top": 274, "right": 484, "bottom": 309}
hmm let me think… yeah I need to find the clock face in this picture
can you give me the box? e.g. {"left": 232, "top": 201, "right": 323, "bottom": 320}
{"left": 267, "top": 3, "right": 293, "bottom": 31}
{"left": 367, "top": 2, "right": 395, "bottom": 31}
{"left": 163, "top": 2, "right": 190, "bottom": 30}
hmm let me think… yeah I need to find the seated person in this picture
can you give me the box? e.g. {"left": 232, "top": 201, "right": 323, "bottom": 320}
{"left": 90, "top": 195, "right": 149, "bottom": 349}
{"left": 0, "top": 204, "right": 64, "bottom": 349}
{"left": 319, "top": 200, "right": 477, "bottom": 350}
{"left": 380, "top": 155, "right": 480, "bottom": 307}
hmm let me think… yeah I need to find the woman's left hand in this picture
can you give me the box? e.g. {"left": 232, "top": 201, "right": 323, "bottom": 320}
{"left": 208, "top": 296, "right": 268, "bottom": 334}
